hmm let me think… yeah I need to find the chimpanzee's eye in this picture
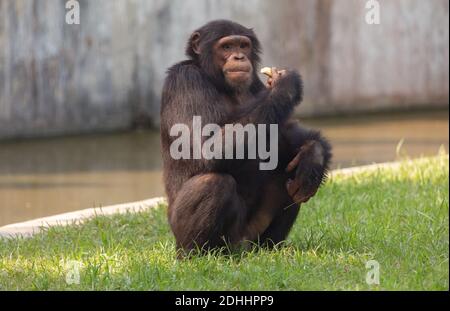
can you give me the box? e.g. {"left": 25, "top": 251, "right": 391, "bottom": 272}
{"left": 222, "top": 44, "right": 231, "bottom": 51}
{"left": 240, "top": 42, "right": 249, "bottom": 49}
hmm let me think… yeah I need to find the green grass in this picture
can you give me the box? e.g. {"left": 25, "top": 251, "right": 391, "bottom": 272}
{"left": 0, "top": 153, "right": 448, "bottom": 290}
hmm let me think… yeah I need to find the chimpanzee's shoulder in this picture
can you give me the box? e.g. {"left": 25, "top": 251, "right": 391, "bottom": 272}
{"left": 166, "top": 60, "right": 203, "bottom": 79}
{"left": 163, "top": 61, "right": 208, "bottom": 93}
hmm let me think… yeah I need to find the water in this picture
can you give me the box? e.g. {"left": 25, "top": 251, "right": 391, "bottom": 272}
{"left": 0, "top": 111, "right": 448, "bottom": 226}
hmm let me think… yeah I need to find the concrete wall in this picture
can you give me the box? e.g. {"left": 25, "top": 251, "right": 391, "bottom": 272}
{"left": 0, "top": 0, "right": 448, "bottom": 139}
{"left": 327, "top": 0, "right": 449, "bottom": 113}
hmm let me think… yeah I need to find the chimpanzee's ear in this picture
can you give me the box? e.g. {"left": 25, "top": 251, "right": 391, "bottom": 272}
{"left": 190, "top": 32, "right": 201, "bottom": 55}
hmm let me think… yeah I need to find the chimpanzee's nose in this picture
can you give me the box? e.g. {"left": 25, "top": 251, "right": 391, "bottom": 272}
{"left": 233, "top": 53, "right": 245, "bottom": 61}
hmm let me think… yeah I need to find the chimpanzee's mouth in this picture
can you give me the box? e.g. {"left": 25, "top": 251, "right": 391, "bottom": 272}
{"left": 226, "top": 69, "right": 251, "bottom": 75}
{"left": 226, "top": 65, "right": 251, "bottom": 74}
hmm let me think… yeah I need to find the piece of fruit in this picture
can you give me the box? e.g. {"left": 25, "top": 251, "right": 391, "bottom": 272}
{"left": 260, "top": 67, "right": 273, "bottom": 77}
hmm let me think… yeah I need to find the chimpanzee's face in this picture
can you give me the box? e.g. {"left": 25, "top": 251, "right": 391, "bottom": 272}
{"left": 213, "top": 35, "right": 254, "bottom": 92}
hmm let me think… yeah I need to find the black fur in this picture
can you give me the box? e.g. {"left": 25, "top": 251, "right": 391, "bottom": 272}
{"left": 160, "top": 20, "right": 332, "bottom": 254}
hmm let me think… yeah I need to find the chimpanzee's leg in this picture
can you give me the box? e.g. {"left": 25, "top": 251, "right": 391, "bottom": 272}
{"left": 249, "top": 120, "right": 332, "bottom": 248}
{"left": 258, "top": 201, "right": 301, "bottom": 248}
{"left": 168, "top": 173, "right": 247, "bottom": 253}
{"left": 246, "top": 173, "right": 301, "bottom": 248}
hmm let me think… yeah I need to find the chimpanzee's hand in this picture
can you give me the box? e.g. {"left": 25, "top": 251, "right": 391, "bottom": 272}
{"left": 265, "top": 67, "right": 303, "bottom": 105}
{"left": 285, "top": 140, "right": 326, "bottom": 203}
{"left": 266, "top": 67, "right": 288, "bottom": 89}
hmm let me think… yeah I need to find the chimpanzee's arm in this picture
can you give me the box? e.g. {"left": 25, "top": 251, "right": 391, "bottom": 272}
{"left": 232, "top": 70, "right": 303, "bottom": 125}
{"left": 161, "top": 62, "right": 304, "bottom": 172}
{"left": 283, "top": 120, "right": 332, "bottom": 162}
{"left": 282, "top": 119, "right": 332, "bottom": 202}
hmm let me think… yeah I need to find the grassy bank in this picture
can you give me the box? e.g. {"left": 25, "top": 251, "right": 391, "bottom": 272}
{"left": 0, "top": 153, "right": 448, "bottom": 290}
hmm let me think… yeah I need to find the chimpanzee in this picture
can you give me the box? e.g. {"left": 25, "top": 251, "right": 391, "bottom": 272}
{"left": 160, "top": 20, "right": 331, "bottom": 254}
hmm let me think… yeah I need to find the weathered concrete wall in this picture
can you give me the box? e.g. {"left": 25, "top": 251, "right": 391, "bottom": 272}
{"left": 0, "top": 0, "right": 448, "bottom": 139}
{"left": 327, "top": 0, "right": 450, "bottom": 113}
